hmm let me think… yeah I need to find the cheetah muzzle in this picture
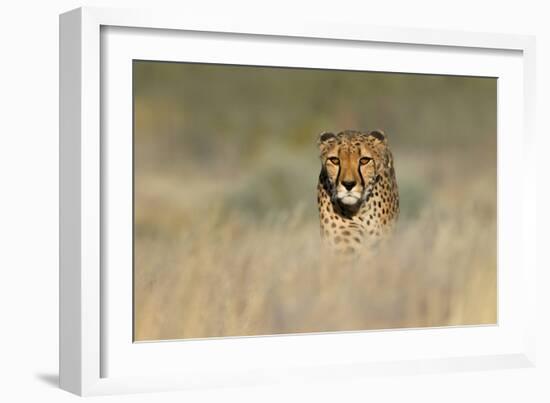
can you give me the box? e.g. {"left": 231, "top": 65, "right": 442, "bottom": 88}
{"left": 317, "top": 129, "right": 399, "bottom": 254}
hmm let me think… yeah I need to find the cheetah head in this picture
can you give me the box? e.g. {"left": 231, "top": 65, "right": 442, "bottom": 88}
{"left": 318, "top": 129, "right": 390, "bottom": 214}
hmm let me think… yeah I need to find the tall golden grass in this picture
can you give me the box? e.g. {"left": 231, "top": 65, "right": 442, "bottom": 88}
{"left": 134, "top": 148, "right": 496, "bottom": 341}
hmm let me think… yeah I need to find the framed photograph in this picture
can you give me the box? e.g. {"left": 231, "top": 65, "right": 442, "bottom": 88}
{"left": 59, "top": 7, "right": 537, "bottom": 396}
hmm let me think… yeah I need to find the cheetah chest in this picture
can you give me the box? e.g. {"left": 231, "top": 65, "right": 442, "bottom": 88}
{"left": 317, "top": 178, "right": 398, "bottom": 253}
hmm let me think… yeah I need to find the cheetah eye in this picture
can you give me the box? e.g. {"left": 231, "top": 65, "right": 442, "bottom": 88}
{"left": 328, "top": 157, "right": 340, "bottom": 165}
{"left": 360, "top": 157, "right": 372, "bottom": 165}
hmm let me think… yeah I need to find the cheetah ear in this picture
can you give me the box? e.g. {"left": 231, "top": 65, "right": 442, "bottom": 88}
{"left": 318, "top": 132, "right": 336, "bottom": 153}
{"left": 318, "top": 131, "right": 336, "bottom": 144}
{"left": 368, "top": 130, "right": 386, "bottom": 142}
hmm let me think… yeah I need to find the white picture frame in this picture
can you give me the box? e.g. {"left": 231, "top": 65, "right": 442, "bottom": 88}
{"left": 59, "top": 6, "right": 537, "bottom": 396}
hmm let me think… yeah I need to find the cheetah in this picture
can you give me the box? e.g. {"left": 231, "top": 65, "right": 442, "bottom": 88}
{"left": 317, "top": 129, "right": 399, "bottom": 254}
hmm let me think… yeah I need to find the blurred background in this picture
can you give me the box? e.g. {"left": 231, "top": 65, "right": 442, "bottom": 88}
{"left": 133, "top": 61, "right": 497, "bottom": 341}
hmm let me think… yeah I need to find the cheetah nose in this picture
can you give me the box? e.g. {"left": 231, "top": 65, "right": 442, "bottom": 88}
{"left": 342, "top": 180, "right": 356, "bottom": 191}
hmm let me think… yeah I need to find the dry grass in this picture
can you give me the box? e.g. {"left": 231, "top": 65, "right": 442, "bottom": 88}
{"left": 134, "top": 150, "right": 496, "bottom": 341}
